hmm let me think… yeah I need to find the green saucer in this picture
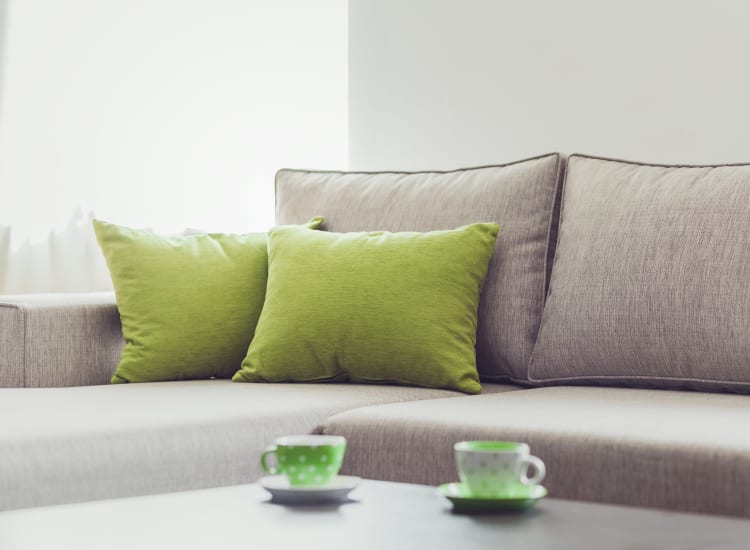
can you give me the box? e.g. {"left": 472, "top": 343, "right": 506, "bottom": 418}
{"left": 437, "top": 482, "right": 547, "bottom": 514}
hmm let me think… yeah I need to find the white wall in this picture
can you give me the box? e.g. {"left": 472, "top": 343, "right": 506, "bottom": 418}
{"left": 349, "top": 0, "right": 750, "bottom": 170}
{"left": 0, "top": 0, "right": 347, "bottom": 242}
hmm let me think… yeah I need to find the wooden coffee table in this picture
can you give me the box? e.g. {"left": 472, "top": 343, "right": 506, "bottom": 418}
{"left": 1, "top": 480, "right": 748, "bottom": 549}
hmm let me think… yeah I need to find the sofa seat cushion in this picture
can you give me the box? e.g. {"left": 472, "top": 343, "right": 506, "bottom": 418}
{"left": 323, "top": 386, "right": 750, "bottom": 517}
{"left": 0, "top": 380, "right": 516, "bottom": 510}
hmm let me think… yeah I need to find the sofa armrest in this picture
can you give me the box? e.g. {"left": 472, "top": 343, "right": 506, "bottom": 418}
{"left": 0, "top": 293, "right": 123, "bottom": 387}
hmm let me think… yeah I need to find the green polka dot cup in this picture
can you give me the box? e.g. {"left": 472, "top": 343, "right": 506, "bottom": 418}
{"left": 260, "top": 435, "right": 346, "bottom": 486}
{"left": 454, "top": 441, "right": 545, "bottom": 498}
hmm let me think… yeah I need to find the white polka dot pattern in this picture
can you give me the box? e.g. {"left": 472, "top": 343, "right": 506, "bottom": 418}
{"left": 272, "top": 443, "right": 346, "bottom": 486}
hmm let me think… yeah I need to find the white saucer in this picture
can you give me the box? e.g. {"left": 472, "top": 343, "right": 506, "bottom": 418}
{"left": 259, "top": 475, "right": 361, "bottom": 504}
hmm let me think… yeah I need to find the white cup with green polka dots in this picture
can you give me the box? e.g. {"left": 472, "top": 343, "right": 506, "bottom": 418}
{"left": 454, "top": 441, "right": 545, "bottom": 498}
{"left": 260, "top": 435, "right": 346, "bottom": 486}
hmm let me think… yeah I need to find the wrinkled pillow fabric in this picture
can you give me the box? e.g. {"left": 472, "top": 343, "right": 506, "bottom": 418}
{"left": 233, "top": 223, "right": 499, "bottom": 394}
{"left": 94, "top": 218, "right": 322, "bottom": 383}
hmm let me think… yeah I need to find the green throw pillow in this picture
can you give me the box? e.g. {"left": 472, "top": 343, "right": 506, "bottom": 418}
{"left": 94, "top": 217, "right": 323, "bottom": 383}
{"left": 232, "top": 223, "right": 499, "bottom": 394}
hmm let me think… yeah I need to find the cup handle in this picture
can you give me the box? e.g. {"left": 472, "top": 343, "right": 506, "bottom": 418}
{"left": 520, "top": 455, "right": 546, "bottom": 485}
{"left": 260, "top": 445, "right": 278, "bottom": 475}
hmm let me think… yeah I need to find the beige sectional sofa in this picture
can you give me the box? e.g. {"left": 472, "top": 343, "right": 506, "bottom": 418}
{"left": 2, "top": 153, "right": 750, "bottom": 518}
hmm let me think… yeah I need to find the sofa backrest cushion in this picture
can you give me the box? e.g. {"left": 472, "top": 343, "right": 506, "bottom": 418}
{"left": 530, "top": 154, "right": 750, "bottom": 392}
{"left": 275, "top": 154, "right": 563, "bottom": 383}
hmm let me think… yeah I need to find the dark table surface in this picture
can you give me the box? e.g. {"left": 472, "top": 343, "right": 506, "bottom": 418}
{"left": 1, "top": 479, "right": 749, "bottom": 549}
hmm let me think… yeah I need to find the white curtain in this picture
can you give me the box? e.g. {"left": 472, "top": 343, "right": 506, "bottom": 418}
{"left": 0, "top": 0, "right": 347, "bottom": 294}
{"left": 0, "top": 211, "right": 112, "bottom": 293}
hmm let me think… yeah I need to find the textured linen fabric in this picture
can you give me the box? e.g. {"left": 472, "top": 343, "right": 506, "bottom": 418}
{"left": 274, "top": 154, "right": 563, "bottom": 383}
{"left": 0, "top": 302, "right": 24, "bottom": 387}
{"left": 0, "top": 379, "right": 474, "bottom": 511}
{"left": 0, "top": 293, "right": 123, "bottom": 387}
{"left": 94, "top": 219, "right": 321, "bottom": 383}
{"left": 530, "top": 155, "right": 750, "bottom": 391}
{"left": 233, "top": 223, "right": 499, "bottom": 394}
{"left": 323, "top": 386, "right": 750, "bottom": 517}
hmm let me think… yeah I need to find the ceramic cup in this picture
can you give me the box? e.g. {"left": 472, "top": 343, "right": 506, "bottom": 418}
{"left": 454, "top": 441, "right": 545, "bottom": 498}
{"left": 260, "top": 435, "right": 346, "bottom": 486}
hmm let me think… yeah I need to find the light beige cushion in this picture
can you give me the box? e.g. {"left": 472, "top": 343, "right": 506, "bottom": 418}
{"left": 530, "top": 155, "right": 750, "bottom": 392}
{"left": 0, "top": 379, "right": 515, "bottom": 511}
{"left": 275, "top": 154, "right": 563, "bottom": 383}
{"left": 323, "top": 386, "right": 750, "bottom": 517}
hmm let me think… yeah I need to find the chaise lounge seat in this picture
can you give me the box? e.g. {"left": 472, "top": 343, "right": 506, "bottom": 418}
{"left": 0, "top": 375, "right": 520, "bottom": 510}
{"left": 323, "top": 386, "right": 750, "bottom": 517}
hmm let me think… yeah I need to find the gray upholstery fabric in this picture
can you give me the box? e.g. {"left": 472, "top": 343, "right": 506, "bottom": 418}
{"left": 0, "top": 303, "right": 24, "bottom": 387}
{"left": 530, "top": 155, "right": 750, "bottom": 392}
{"left": 0, "top": 293, "right": 123, "bottom": 388}
{"left": 323, "top": 386, "right": 750, "bottom": 517}
{"left": 0, "top": 380, "right": 509, "bottom": 510}
{"left": 275, "top": 154, "right": 563, "bottom": 383}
